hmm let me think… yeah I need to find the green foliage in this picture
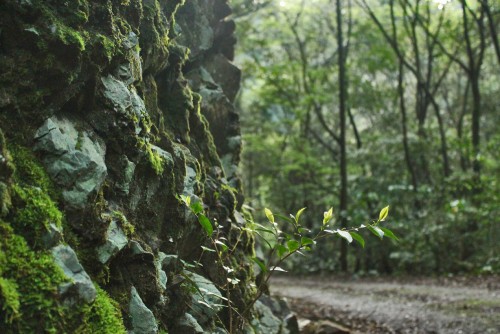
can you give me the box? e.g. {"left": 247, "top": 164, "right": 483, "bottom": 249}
{"left": 180, "top": 196, "right": 394, "bottom": 319}
{"left": 235, "top": 0, "right": 500, "bottom": 275}
{"left": 75, "top": 286, "right": 126, "bottom": 334}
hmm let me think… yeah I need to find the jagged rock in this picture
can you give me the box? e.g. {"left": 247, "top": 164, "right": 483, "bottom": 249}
{"left": 51, "top": 244, "right": 96, "bottom": 304}
{"left": 203, "top": 54, "right": 241, "bottom": 103}
{"left": 34, "top": 117, "right": 107, "bottom": 209}
{"left": 185, "top": 271, "right": 224, "bottom": 326}
{"left": 251, "top": 300, "right": 285, "bottom": 334}
{"left": 259, "top": 294, "right": 299, "bottom": 334}
{"left": 155, "top": 252, "right": 168, "bottom": 290}
{"left": 183, "top": 165, "right": 198, "bottom": 196}
{"left": 41, "top": 223, "right": 63, "bottom": 248}
{"left": 173, "top": 313, "right": 204, "bottom": 334}
{"left": 97, "top": 220, "right": 128, "bottom": 264}
{"left": 176, "top": 1, "right": 215, "bottom": 59}
{"left": 101, "top": 74, "right": 133, "bottom": 115}
{"left": 114, "top": 155, "right": 136, "bottom": 195}
{"left": 129, "top": 286, "right": 158, "bottom": 334}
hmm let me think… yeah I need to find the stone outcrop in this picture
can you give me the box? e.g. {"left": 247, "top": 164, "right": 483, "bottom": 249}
{"left": 0, "top": 0, "right": 291, "bottom": 332}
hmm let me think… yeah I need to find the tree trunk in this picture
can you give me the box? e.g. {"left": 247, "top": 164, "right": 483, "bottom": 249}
{"left": 336, "top": 0, "right": 348, "bottom": 272}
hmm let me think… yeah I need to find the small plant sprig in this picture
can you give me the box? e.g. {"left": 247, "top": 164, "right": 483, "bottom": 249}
{"left": 179, "top": 194, "right": 398, "bottom": 331}
{"left": 241, "top": 205, "right": 397, "bottom": 315}
{"left": 178, "top": 194, "right": 244, "bottom": 333}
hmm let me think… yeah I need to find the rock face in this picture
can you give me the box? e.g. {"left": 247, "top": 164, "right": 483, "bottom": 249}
{"left": 0, "top": 0, "right": 291, "bottom": 333}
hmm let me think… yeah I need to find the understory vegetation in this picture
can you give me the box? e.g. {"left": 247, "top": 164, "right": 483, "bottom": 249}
{"left": 234, "top": 0, "right": 500, "bottom": 275}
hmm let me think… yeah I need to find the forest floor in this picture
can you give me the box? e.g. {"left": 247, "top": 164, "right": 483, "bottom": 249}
{"left": 270, "top": 275, "right": 500, "bottom": 334}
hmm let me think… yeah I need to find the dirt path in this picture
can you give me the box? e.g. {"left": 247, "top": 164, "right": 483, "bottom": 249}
{"left": 271, "top": 275, "right": 500, "bottom": 334}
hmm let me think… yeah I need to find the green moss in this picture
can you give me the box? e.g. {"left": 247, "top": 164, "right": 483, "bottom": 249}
{"left": 11, "top": 184, "right": 63, "bottom": 248}
{"left": 137, "top": 139, "right": 165, "bottom": 175}
{"left": 9, "top": 145, "right": 58, "bottom": 199}
{"left": 55, "top": 24, "right": 87, "bottom": 51}
{"left": 147, "top": 146, "right": 165, "bottom": 175}
{"left": 0, "top": 277, "right": 20, "bottom": 324}
{"left": 74, "top": 286, "right": 127, "bottom": 334}
{"left": 112, "top": 211, "right": 135, "bottom": 238}
{"left": 6, "top": 145, "right": 63, "bottom": 247}
{"left": 94, "top": 33, "right": 117, "bottom": 62}
{"left": 0, "top": 220, "right": 68, "bottom": 333}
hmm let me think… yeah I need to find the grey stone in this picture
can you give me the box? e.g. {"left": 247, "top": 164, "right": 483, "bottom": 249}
{"left": 123, "top": 31, "right": 139, "bottom": 50}
{"left": 251, "top": 300, "right": 284, "bottom": 334}
{"left": 51, "top": 245, "right": 96, "bottom": 303}
{"left": 41, "top": 223, "right": 63, "bottom": 248}
{"left": 34, "top": 118, "right": 71, "bottom": 155}
{"left": 116, "top": 156, "right": 136, "bottom": 195}
{"left": 221, "top": 154, "right": 237, "bottom": 180}
{"left": 97, "top": 220, "right": 128, "bottom": 264}
{"left": 183, "top": 165, "right": 198, "bottom": 196}
{"left": 129, "top": 286, "right": 158, "bottom": 334}
{"left": 34, "top": 117, "right": 107, "bottom": 209}
{"left": 114, "top": 59, "right": 142, "bottom": 86}
{"left": 259, "top": 294, "right": 299, "bottom": 334}
{"left": 175, "top": 313, "right": 204, "bottom": 334}
{"left": 155, "top": 252, "right": 168, "bottom": 290}
{"left": 101, "top": 74, "right": 132, "bottom": 115}
{"left": 177, "top": 0, "right": 214, "bottom": 59}
{"left": 160, "top": 254, "right": 183, "bottom": 275}
{"left": 185, "top": 271, "right": 224, "bottom": 326}
{"left": 129, "top": 240, "right": 148, "bottom": 256}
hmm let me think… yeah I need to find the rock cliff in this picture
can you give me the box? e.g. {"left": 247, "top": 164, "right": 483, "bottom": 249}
{"left": 0, "top": 0, "right": 295, "bottom": 333}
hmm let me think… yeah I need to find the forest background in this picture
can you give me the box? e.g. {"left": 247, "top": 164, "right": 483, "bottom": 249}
{"left": 232, "top": 0, "right": 499, "bottom": 275}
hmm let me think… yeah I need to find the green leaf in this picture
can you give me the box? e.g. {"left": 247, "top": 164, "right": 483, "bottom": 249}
{"left": 254, "top": 231, "right": 273, "bottom": 250}
{"left": 295, "top": 207, "right": 306, "bottom": 223}
{"left": 368, "top": 225, "right": 384, "bottom": 239}
{"left": 277, "top": 244, "right": 288, "bottom": 258}
{"left": 251, "top": 257, "right": 267, "bottom": 273}
{"left": 215, "top": 240, "right": 229, "bottom": 252}
{"left": 323, "top": 208, "right": 333, "bottom": 225}
{"left": 298, "top": 227, "right": 311, "bottom": 234}
{"left": 179, "top": 194, "right": 190, "bottom": 206}
{"left": 300, "top": 236, "right": 315, "bottom": 246}
{"left": 287, "top": 239, "right": 300, "bottom": 252}
{"left": 201, "top": 246, "right": 216, "bottom": 252}
{"left": 252, "top": 257, "right": 267, "bottom": 273}
{"left": 265, "top": 208, "right": 274, "bottom": 223}
{"left": 380, "top": 227, "right": 399, "bottom": 241}
{"left": 337, "top": 230, "right": 353, "bottom": 243}
{"left": 275, "top": 213, "right": 294, "bottom": 223}
{"left": 190, "top": 201, "right": 203, "bottom": 215}
{"left": 198, "top": 214, "right": 213, "bottom": 236}
{"left": 349, "top": 231, "right": 365, "bottom": 248}
{"left": 379, "top": 206, "right": 389, "bottom": 222}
